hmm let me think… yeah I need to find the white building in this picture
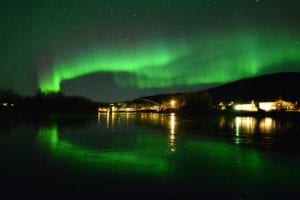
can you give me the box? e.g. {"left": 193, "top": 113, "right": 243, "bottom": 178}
{"left": 234, "top": 99, "right": 296, "bottom": 112}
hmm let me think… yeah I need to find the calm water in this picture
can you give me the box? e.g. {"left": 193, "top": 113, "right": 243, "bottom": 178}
{"left": 0, "top": 113, "right": 300, "bottom": 199}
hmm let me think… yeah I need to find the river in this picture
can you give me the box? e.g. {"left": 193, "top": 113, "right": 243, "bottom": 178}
{"left": 0, "top": 113, "right": 299, "bottom": 199}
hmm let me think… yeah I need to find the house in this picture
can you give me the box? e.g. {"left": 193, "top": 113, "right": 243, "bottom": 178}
{"left": 234, "top": 101, "right": 258, "bottom": 112}
{"left": 259, "top": 100, "right": 295, "bottom": 111}
{"left": 234, "top": 99, "right": 296, "bottom": 112}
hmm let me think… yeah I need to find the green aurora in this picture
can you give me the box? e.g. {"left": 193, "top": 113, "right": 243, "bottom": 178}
{"left": 39, "top": 30, "right": 300, "bottom": 93}
{"left": 2, "top": 1, "right": 300, "bottom": 100}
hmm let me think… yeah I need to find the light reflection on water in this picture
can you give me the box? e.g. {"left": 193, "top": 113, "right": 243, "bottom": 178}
{"left": 95, "top": 112, "right": 300, "bottom": 151}
{"left": 214, "top": 115, "right": 300, "bottom": 152}
{"left": 169, "top": 113, "right": 176, "bottom": 152}
{"left": 97, "top": 112, "right": 178, "bottom": 153}
{"left": 37, "top": 113, "right": 181, "bottom": 177}
{"left": 1, "top": 113, "right": 299, "bottom": 198}
{"left": 232, "top": 116, "right": 278, "bottom": 135}
{"left": 228, "top": 115, "right": 297, "bottom": 136}
{"left": 259, "top": 117, "right": 276, "bottom": 133}
{"left": 234, "top": 117, "right": 257, "bottom": 145}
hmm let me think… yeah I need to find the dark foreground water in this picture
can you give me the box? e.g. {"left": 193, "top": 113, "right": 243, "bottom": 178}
{"left": 0, "top": 113, "right": 300, "bottom": 199}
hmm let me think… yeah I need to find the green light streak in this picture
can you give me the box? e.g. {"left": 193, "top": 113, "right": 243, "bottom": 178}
{"left": 39, "top": 40, "right": 189, "bottom": 92}
{"left": 38, "top": 30, "right": 300, "bottom": 92}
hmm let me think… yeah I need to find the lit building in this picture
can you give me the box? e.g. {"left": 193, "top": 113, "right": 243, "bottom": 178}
{"left": 234, "top": 101, "right": 258, "bottom": 112}
{"left": 218, "top": 102, "right": 226, "bottom": 110}
{"left": 98, "top": 107, "right": 109, "bottom": 112}
{"left": 233, "top": 99, "right": 296, "bottom": 112}
{"left": 258, "top": 102, "right": 277, "bottom": 112}
{"left": 118, "top": 107, "right": 136, "bottom": 112}
{"left": 160, "top": 99, "right": 181, "bottom": 111}
{"left": 259, "top": 100, "right": 295, "bottom": 111}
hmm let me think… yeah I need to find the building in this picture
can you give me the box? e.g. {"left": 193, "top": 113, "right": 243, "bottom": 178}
{"left": 234, "top": 99, "right": 296, "bottom": 112}
{"left": 259, "top": 100, "right": 295, "bottom": 111}
{"left": 234, "top": 101, "right": 258, "bottom": 112}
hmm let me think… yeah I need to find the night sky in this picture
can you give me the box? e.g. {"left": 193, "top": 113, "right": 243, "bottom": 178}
{"left": 1, "top": 0, "right": 300, "bottom": 102}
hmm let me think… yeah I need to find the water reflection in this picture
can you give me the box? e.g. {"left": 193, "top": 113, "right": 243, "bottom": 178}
{"left": 37, "top": 123, "right": 169, "bottom": 176}
{"left": 234, "top": 117, "right": 257, "bottom": 145}
{"left": 137, "top": 113, "right": 177, "bottom": 153}
{"left": 96, "top": 113, "right": 300, "bottom": 152}
{"left": 1, "top": 114, "right": 300, "bottom": 198}
{"left": 220, "top": 115, "right": 300, "bottom": 151}
{"left": 231, "top": 116, "right": 279, "bottom": 135}
{"left": 169, "top": 113, "right": 176, "bottom": 134}
{"left": 169, "top": 113, "right": 176, "bottom": 152}
{"left": 37, "top": 118, "right": 274, "bottom": 181}
{"left": 97, "top": 112, "right": 127, "bottom": 129}
{"left": 38, "top": 125, "right": 58, "bottom": 149}
{"left": 219, "top": 115, "right": 226, "bottom": 128}
{"left": 259, "top": 117, "right": 276, "bottom": 133}
{"left": 234, "top": 117, "right": 257, "bottom": 135}
{"left": 97, "top": 112, "right": 178, "bottom": 153}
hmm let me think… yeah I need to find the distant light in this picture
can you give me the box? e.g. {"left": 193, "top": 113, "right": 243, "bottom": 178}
{"left": 98, "top": 107, "right": 109, "bottom": 112}
{"left": 259, "top": 102, "right": 276, "bottom": 112}
{"left": 10, "top": 104, "right": 14, "bottom": 107}
{"left": 169, "top": 113, "right": 176, "bottom": 135}
{"left": 170, "top": 100, "right": 176, "bottom": 107}
{"left": 235, "top": 116, "right": 256, "bottom": 135}
{"left": 234, "top": 103, "right": 258, "bottom": 112}
{"left": 2, "top": 103, "right": 8, "bottom": 107}
{"left": 125, "top": 107, "right": 135, "bottom": 112}
{"left": 259, "top": 117, "right": 275, "bottom": 133}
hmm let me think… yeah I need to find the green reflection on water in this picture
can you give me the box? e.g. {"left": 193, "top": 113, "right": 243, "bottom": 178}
{"left": 183, "top": 138, "right": 300, "bottom": 193}
{"left": 36, "top": 114, "right": 300, "bottom": 193}
{"left": 38, "top": 126, "right": 59, "bottom": 148}
{"left": 185, "top": 140, "right": 262, "bottom": 175}
{"left": 37, "top": 125, "right": 169, "bottom": 177}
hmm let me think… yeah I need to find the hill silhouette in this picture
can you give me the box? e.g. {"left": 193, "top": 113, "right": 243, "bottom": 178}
{"left": 207, "top": 72, "right": 300, "bottom": 102}
{"left": 138, "top": 72, "right": 300, "bottom": 104}
{"left": 1, "top": 72, "right": 299, "bottom": 114}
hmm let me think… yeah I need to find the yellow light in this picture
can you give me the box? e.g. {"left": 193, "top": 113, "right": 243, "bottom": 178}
{"left": 170, "top": 114, "right": 176, "bottom": 134}
{"left": 169, "top": 114, "right": 176, "bottom": 152}
{"left": 219, "top": 116, "right": 226, "bottom": 128}
{"left": 98, "top": 107, "right": 108, "bottom": 112}
{"left": 259, "top": 117, "right": 275, "bottom": 133}
{"left": 259, "top": 102, "right": 276, "bottom": 112}
{"left": 234, "top": 103, "right": 258, "bottom": 112}
{"left": 234, "top": 116, "right": 256, "bottom": 135}
{"left": 170, "top": 100, "right": 176, "bottom": 107}
{"left": 97, "top": 112, "right": 101, "bottom": 123}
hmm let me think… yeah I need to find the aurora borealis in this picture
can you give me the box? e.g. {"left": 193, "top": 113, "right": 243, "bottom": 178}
{"left": 1, "top": 0, "right": 300, "bottom": 101}
{"left": 40, "top": 31, "right": 300, "bottom": 93}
